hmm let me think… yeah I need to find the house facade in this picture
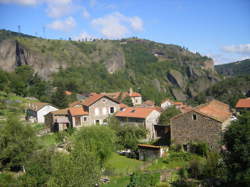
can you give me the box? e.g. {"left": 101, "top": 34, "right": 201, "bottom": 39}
{"left": 115, "top": 107, "right": 161, "bottom": 140}
{"left": 26, "top": 102, "right": 58, "bottom": 123}
{"left": 46, "top": 94, "right": 120, "bottom": 132}
{"left": 170, "top": 100, "right": 232, "bottom": 150}
{"left": 45, "top": 108, "right": 70, "bottom": 132}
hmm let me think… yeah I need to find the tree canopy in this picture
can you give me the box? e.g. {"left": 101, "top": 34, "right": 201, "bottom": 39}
{"left": 223, "top": 112, "right": 250, "bottom": 186}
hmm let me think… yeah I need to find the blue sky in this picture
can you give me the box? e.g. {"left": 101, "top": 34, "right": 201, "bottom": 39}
{"left": 0, "top": 0, "right": 249, "bottom": 64}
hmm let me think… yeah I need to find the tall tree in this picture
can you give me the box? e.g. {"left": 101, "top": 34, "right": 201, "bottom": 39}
{"left": 0, "top": 115, "right": 37, "bottom": 171}
{"left": 223, "top": 112, "right": 250, "bottom": 186}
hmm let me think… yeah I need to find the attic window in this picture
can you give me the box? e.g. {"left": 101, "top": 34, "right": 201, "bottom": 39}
{"left": 192, "top": 114, "right": 197, "bottom": 120}
{"left": 102, "top": 99, "right": 106, "bottom": 103}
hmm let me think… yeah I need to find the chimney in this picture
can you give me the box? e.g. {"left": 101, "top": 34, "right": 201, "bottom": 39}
{"left": 129, "top": 88, "right": 133, "bottom": 95}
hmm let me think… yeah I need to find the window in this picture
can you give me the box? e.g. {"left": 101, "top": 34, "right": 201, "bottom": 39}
{"left": 95, "top": 108, "right": 99, "bottom": 116}
{"left": 110, "top": 107, "right": 114, "bottom": 114}
{"left": 192, "top": 114, "right": 197, "bottom": 120}
{"left": 102, "top": 99, "right": 106, "bottom": 103}
{"left": 84, "top": 117, "right": 87, "bottom": 121}
{"left": 95, "top": 120, "right": 100, "bottom": 124}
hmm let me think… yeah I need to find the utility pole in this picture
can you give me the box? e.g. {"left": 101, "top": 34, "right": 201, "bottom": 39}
{"left": 18, "top": 25, "right": 21, "bottom": 33}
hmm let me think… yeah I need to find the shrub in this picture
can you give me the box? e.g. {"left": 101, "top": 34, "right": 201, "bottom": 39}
{"left": 170, "top": 144, "right": 183, "bottom": 152}
{"left": 188, "top": 159, "right": 204, "bottom": 179}
{"left": 190, "top": 142, "right": 209, "bottom": 157}
{"left": 128, "top": 172, "right": 160, "bottom": 187}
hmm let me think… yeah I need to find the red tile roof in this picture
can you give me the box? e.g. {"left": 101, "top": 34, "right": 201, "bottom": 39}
{"left": 119, "top": 103, "right": 128, "bottom": 109}
{"left": 82, "top": 94, "right": 119, "bottom": 107}
{"left": 235, "top": 98, "right": 250, "bottom": 108}
{"left": 115, "top": 107, "right": 156, "bottom": 119}
{"left": 143, "top": 100, "right": 155, "bottom": 106}
{"left": 129, "top": 92, "right": 141, "bottom": 97}
{"left": 161, "top": 98, "right": 174, "bottom": 105}
{"left": 64, "top": 91, "right": 72, "bottom": 95}
{"left": 171, "top": 100, "right": 231, "bottom": 123}
{"left": 68, "top": 100, "right": 83, "bottom": 107}
{"left": 68, "top": 107, "right": 88, "bottom": 116}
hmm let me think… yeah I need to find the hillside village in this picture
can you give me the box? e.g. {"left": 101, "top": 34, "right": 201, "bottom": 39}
{"left": 0, "top": 33, "right": 249, "bottom": 187}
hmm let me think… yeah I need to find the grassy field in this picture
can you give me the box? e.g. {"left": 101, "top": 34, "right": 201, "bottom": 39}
{"left": 37, "top": 133, "right": 59, "bottom": 148}
{"left": 105, "top": 153, "right": 144, "bottom": 176}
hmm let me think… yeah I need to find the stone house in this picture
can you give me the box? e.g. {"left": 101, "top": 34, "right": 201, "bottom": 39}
{"left": 81, "top": 94, "right": 120, "bottom": 124}
{"left": 235, "top": 98, "right": 250, "bottom": 113}
{"left": 46, "top": 94, "right": 120, "bottom": 132}
{"left": 115, "top": 107, "right": 161, "bottom": 140}
{"left": 138, "top": 144, "right": 165, "bottom": 161}
{"left": 170, "top": 100, "right": 232, "bottom": 150}
{"left": 26, "top": 102, "right": 58, "bottom": 123}
{"left": 45, "top": 108, "right": 70, "bottom": 132}
{"left": 68, "top": 107, "right": 89, "bottom": 128}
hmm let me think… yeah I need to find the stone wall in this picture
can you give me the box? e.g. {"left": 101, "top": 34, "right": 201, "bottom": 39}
{"left": 170, "top": 111, "right": 223, "bottom": 149}
{"left": 88, "top": 97, "right": 120, "bottom": 124}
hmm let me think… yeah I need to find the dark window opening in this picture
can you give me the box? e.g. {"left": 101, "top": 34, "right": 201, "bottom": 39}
{"left": 192, "top": 114, "right": 197, "bottom": 120}
{"left": 110, "top": 107, "right": 114, "bottom": 113}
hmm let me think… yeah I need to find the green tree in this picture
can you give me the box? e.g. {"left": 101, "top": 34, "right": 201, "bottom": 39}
{"left": 223, "top": 112, "right": 250, "bottom": 186}
{"left": 159, "top": 106, "right": 181, "bottom": 125}
{"left": 0, "top": 116, "right": 37, "bottom": 171}
{"left": 122, "top": 96, "right": 133, "bottom": 107}
{"left": 73, "top": 126, "right": 116, "bottom": 166}
{"left": 48, "top": 149, "right": 100, "bottom": 187}
{"left": 111, "top": 124, "right": 147, "bottom": 150}
{"left": 51, "top": 87, "right": 68, "bottom": 108}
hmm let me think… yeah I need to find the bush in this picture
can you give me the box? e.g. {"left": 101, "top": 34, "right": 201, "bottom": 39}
{"left": 188, "top": 159, "right": 204, "bottom": 179}
{"left": 170, "top": 144, "right": 183, "bottom": 152}
{"left": 190, "top": 142, "right": 209, "bottom": 157}
{"left": 128, "top": 172, "right": 160, "bottom": 187}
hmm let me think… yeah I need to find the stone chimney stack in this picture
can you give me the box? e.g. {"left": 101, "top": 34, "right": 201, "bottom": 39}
{"left": 129, "top": 88, "right": 133, "bottom": 95}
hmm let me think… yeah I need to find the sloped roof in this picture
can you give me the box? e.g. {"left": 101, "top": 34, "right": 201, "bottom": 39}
{"left": 235, "top": 98, "right": 250, "bottom": 108}
{"left": 171, "top": 100, "right": 231, "bottom": 123}
{"left": 129, "top": 92, "right": 141, "bottom": 97}
{"left": 138, "top": 144, "right": 161, "bottom": 149}
{"left": 115, "top": 107, "right": 156, "bottom": 119}
{"left": 68, "top": 100, "right": 84, "bottom": 107}
{"left": 51, "top": 108, "right": 69, "bottom": 115}
{"left": 82, "top": 94, "right": 119, "bottom": 107}
{"left": 68, "top": 107, "right": 88, "bottom": 116}
{"left": 143, "top": 100, "right": 155, "bottom": 106}
{"left": 119, "top": 103, "right": 128, "bottom": 109}
{"left": 28, "top": 102, "right": 50, "bottom": 111}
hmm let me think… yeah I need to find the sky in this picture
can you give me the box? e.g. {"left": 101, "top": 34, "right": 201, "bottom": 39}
{"left": 0, "top": 0, "right": 249, "bottom": 64}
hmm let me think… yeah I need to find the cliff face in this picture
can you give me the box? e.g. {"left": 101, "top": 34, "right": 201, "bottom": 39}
{"left": 0, "top": 30, "right": 220, "bottom": 100}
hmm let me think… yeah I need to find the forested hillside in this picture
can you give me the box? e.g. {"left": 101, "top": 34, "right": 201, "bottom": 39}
{"left": 192, "top": 75, "right": 250, "bottom": 107}
{"left": 0, "top": 29, "right": 220, "bottom": 104}
{"left": 215, "top": 59, "right": 250, "bottom": 77}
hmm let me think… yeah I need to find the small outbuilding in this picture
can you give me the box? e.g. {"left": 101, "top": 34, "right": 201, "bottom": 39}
{"left": 138, "top": 144, "right": 166, "bottom": 161}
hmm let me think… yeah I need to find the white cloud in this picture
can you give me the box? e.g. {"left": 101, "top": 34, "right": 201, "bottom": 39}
{"left": 129, "top": 16, "right": 143, "bottom": 31}
{"left": 222, "top": 44, "right": 250, "bottom": 55}
{"left": 0, "top": 0, "right": 39, "bottom": 5}
{"left": 45, "top": 0, "right": 75, "bottom": 18}
{"left": 47, "top": 17, "right": 76, "bottom": 32}
{"left": 82, "top": 7, "right": 90, "bottom": 19}
{"left": 91, "top": 12, "right": 144, "bottom": 39}
{"left": 206, "top": 53, "right": 250, "bottom": 65}
{"left": 74, "top": 31, "right": 95, "bottom": 41}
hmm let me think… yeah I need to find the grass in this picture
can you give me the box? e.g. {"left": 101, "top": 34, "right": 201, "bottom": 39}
{"left": 146, "top": 151, "right": 204, "bottom": 171}
{"left": 101, "top": 176, "right": 130, "bottom": 187}
{"left": 105, "top": 153, "right": 144, "bottom": 176}
{"left": 37, "top": 133, "right": 59, "bottom": 148}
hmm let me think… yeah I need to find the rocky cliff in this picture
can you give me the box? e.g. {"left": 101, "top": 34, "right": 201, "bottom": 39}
{"left": 0, "top": 30, "right": 220, "bottom": 101}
